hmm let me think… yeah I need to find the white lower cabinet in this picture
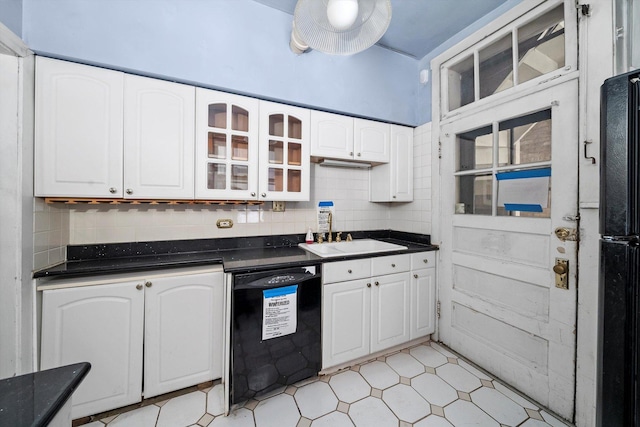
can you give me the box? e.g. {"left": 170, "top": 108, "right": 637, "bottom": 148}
{"left": 410, "top": 252, "right": 437, "bottom": 339}
{"left": 40, "top": 268, "right": 223, "bottom": 419}
{"left": 322, "top": 254, "right": 419, "bottom": 370}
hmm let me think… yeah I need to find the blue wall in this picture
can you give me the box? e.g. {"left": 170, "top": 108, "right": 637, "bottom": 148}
{"left": 21, "top": 0, "right": 421, "bottom": 125}
{"left": 0, "top": 0, "right": 22, "bottom": 36}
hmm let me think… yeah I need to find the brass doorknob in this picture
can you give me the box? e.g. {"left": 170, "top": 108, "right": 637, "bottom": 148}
{"left": 553, "top": 264, "right": 567, "bottom": 275}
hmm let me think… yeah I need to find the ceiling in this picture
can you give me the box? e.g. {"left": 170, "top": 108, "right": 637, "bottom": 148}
{"left": 252, "top": 0, "right": 510, "bottom": 59}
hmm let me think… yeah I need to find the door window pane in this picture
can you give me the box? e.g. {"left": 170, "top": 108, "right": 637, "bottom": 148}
{"left": 231, "top": 165, "right": 248, "bottom": 190}
{"left": 207, "top": 163, "right": 226, "bottom": 189}
{"left": 517, "top": 6, "right": 565, "bottom": 84}
{"left": 288, "top": 143, "right": 302, "bottom": 166}
{"left": 269, "top": 140, "right": 283, "bottom": 164}
{"left": 498, "top": 110, "right": 551, "bottom": 166}
{"left": 288, "top": 116, "right": 302, "bottom": 139}
{"left": 456, "top": 126, "right": 493, "bottom": 171}
{"left": 269, "top": 168, "right": 283, "bottom": 192}
{"left": 479, "top": 34, "right": 514, "bottom": 99}
{"left": 231, "top": 106, "right": 249, "bottom": 132}
{"left": 448, "top": 55, "right": 475, "bottom": 110}
{"left": 231, "top": 135, "right": 248, "bottom": 161}
{"left": 269, "top": 114, "right": 284, "bottom": 137}
{"left": 208, "top": 104, "right": 226, "bottom": 128}
{"left": 208, "top": 132, "right": 226, "bottom": 158}
{"left": 288, "top": 170, "right": 301, "bottom": 193}
{"left": 456, "top": 175, "right": 492, "bottom": 215}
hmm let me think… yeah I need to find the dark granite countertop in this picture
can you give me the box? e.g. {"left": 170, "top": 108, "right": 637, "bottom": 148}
{"left": 34, "top": 230, "right": 438, "bottom": 279}
{"left": 0, "top": 362, "right": 90, "bottom": 427}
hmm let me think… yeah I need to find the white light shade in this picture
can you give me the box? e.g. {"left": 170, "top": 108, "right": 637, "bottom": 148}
{"left": 292, "top": 0, "right": 392, "bottom": 56}
{"left": 327, "top": 0, "right": 358, "bottom": 31}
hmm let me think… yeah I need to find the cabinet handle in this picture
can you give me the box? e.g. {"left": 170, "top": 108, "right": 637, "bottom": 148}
{"left": 145, "top": 281, "right": 152, "bottom": 288}
{"left": 126, "top": 188, "right": 133, "bottom": 195}
{"left": 261, "top": 193, "right": 266, "bottom": 198}
{"left": 414, "top": 274, "right": 418, "bottom": 279}
{"left": 251, "top": 192, "right": 256, "bottom": 197}
{"left": 375, "top": 281, "right": 379, "bottom": 286}
{"left": 136, "top": 284, "right": 143, "bottom": 290}
{"left": 348, "top": 269, "right": 352, "bottom": 274}
{"left": 109, "top": 187, "right": 117, "bottom": 194}
{"left": 423, "top": 259, "right": 429, "bottom": 264}
{"left": 367, "top": 283, "right": 371, "bottom": 288}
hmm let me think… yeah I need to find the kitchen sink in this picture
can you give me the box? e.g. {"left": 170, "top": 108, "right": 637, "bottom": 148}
{"left": 298, "top": 239, "right": 408, "bottom": 258}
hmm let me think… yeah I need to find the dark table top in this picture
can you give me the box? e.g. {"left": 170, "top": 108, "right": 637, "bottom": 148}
{"left": 0, "top": 362, "right": 90, "bottom": 427}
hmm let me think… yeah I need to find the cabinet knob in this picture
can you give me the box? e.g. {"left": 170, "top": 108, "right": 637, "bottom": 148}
{"left": 261, "top": 193, "right": 266, "bottom": 198}
{"left": 393, "top": 195, "right": 397, "bottom": 199}
{"left": 423, "top": 259, "right": 428, "bottom": 264}
{"left": 391, "top": 263, "right": 396, "bottom": 268}
{"left": 136, "top": 284, "right": 143, "bottom": 290}
{"left": 109, "top": 187, "right": 117, "bottom": 194}
{"left": 375, "top": 281, "right": 380, "bottom": 286}
{"left": 357, "top": 152, "right": 361, "bottom": 157}
{"left": 348, "top": 269, "right": 352, "bottom": 274}
{"left": 349, "top": 151, "right": 353, "bottom": 156}
{"left": 126, "top": 188, "right": 133, "bottom": 195}
{"left": 367, "top": 283, "right": 371, "bottom": 288}
{"left": 414, "top": 274, "right": 418, "bottom": 279}
{"left": 251, "top": 192, "right": 256, "bottom": 197}
{"left": 145, "top": 281, "right": 152, "bottom": 288}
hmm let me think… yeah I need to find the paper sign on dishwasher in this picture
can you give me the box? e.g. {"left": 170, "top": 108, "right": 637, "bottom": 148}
{"left": 262, "top": 285, "right": 297, "bottom": 340}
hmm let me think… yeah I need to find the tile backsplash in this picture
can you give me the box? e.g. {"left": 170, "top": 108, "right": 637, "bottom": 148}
{"left": 37, "top": 124, "right": 432, "bottom": 250}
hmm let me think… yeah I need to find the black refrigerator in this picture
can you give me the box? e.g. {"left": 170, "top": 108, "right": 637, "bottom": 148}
{"left": 598, "top": 69, "right": 640, "bottom": 426}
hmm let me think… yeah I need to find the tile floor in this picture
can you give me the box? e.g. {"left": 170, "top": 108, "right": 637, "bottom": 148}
{"left": 82, "top": 342, "right": 570, "bottom": 427}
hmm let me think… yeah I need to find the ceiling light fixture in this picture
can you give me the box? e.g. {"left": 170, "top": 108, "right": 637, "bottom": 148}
{"left": 290, "top": 0, "right": 392, "bottom": 56}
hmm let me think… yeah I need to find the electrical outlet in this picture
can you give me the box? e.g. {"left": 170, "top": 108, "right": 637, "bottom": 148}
{"left": 273, "top": 201, "right": 286, "bottom": 212}
{"left": 216, "top": 219, "right": 233, "bottom": 229}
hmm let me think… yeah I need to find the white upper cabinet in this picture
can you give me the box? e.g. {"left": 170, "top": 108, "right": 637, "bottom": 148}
{"left": 354, "top": 119, "right": 390, "bottom": 163}
{"left": 35, "top": 57, "right": 124, "bottom": 197}
{"left": 35, "top": 57, "right": 196, "bottom": 199}
{"left": 258, "top": 101, "right": 310, "bottom": 201}
{"left": 311, "top": 111, "right": 391, "bottom": 163}
{"left": 369, "top": 125, "right": 414, "bottom": 202}
{"left": 195, "top": 88, "right": 260, "bottom": 200}
{"left": 123, "top": 75, "right": 195, "bottom": 199}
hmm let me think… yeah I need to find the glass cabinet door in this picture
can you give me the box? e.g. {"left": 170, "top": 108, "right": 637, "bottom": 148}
{"left": 259, "top": 102, "right": 310, "bottom": 201}
{"left": 196, "top": 89, "right": 259, "bottom": 199}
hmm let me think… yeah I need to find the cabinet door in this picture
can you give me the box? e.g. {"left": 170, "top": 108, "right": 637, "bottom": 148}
{"left": 369, "top": 124, "right": 413, "bottom": 202}
{"left": 195, "top": 88, "right": 259, "bottom": 200}
{"left": 35, "top": 57, "right": 124, "bottom": 197}
{"left": 123, "top": 75, "right": 195, "bottom": 199}
{"left": 322, "top": 279, "right": 371, "bottom": 369}
{"left": 371, "top": 272, "right": 411, "bottom": 353}
{"left": 310, "top": 111, "right": 354, "bottom": 159}
{"left": 259, "top": 101, "right": 310, "bottom": 201}
{"left": 410, "top": 268, "right": 436, "bottom": 340}
{"left": 143, "top": 271, "right": 224, "bottom": 398}
{"left": 354, "top": 119, "right": 389, "bottom": 163}
{"left": 40, "top": 281, "right": 144, "bottom": 419}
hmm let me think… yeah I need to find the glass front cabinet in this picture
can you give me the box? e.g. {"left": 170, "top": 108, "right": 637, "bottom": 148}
{"left": 258, "top": 101, "right": 310, "bottom": 201}
{"left": 195, "top": 88, "right": 260, "bottom": 200}
{"left": 195, "top": 90, "right": 309, "bottom": 201}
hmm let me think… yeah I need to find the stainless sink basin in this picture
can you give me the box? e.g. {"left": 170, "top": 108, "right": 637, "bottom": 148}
{"left": 298, "top": 239, "right": 408, "bottom": 258}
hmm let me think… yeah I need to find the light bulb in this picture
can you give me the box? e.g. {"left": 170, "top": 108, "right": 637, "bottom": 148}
{"left": 326, "top": 0, "right": 359, "bottom": 31}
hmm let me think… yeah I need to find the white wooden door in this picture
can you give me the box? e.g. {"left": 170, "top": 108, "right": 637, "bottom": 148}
{"left": 258, "top": 101, "right": 310, "bottom": 201}
{"left": 438, "top": 78, "right": 578, "bottom": 419}
{"left": 310, "top": 110, "right": 354, "bottom": 159}
{"left": 40, "top": 281, "right": 144, "bottom": 419}
{"left": 35, "top": 57, "right": 124, "bottom": 197}
{"left": 354, "top": 119, "right": 389, "bottom": 163}
{"left": 370, "top": 272, "right": 411, "bottom": 353}
{"left": 143, "top": 271, "right": 224, "bottom": 398}
{"left": 322, "top": 278, "right": 370, "bottom": 369}
{"left": 195, "top": 88, "right": 259, "bottom": 200}
{"left": 123, "top": 75, "right": 195, "bottom": 199}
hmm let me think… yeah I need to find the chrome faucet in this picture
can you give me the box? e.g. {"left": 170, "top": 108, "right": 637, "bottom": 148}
{"left": 327, "top": 211, "right": 333, "bottom": 243}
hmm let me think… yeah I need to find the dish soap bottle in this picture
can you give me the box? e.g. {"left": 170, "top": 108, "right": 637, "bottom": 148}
{"left": 305, "top": 228, "right": 314, "bottom": 244}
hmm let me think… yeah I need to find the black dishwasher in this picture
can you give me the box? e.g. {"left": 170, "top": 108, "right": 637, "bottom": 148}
{"left": 231, "top": 265, "right": 321, "bottom": 404}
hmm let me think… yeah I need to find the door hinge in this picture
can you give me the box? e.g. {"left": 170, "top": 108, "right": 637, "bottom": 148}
{"left": 436, "top": 300, "right": 441, "bottom": 319}
{"left": 577, "top": 3, "right": 591, "bottom": 16}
